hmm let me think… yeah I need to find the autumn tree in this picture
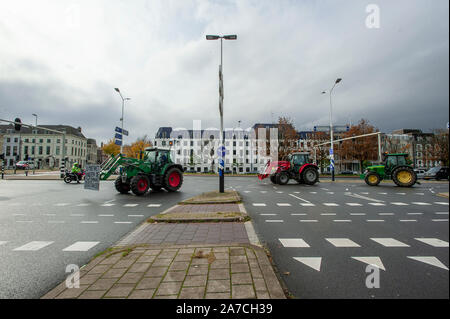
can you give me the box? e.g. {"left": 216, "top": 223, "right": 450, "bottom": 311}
{"left": 429, "top": 129, "right": 449, "bottom": 166}
{"left": 102, "top": 139, "right": 120, "bottom": 156}
{"left": 123, "top": 135, "right": 153, "bottom": 159}
{"left": 338, "top": 119, "right": 379, "bottom": 173}
{"left": 277, "top": 116, "right": 299, "bottom": 160}
{"left": 311, "top": 131, "right": 330, "bottom": 172}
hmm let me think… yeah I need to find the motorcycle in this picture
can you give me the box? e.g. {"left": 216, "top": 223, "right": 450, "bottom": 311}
{"left": 63, "top": 169, "right": 85, "bottom": 184}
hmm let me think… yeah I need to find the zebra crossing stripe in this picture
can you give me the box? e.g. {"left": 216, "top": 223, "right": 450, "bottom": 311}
{"left": 13, "top": 241, "right": 54, "bottom": 251}
{"left": 391, "top": 202, "right": 409, "bottom": 206}
{"left": 54, "top": 203, "right": 70, "bottom": 207}
{"left": 114, "top": 221, "right": 133, "bottom": 224}
{"left": 253, "top": 203, "right": 266, "bottom": 207}
{"left": 412, "top": 202, "right": 431, "bottom": 206}
{"left": 276, "top": 203, "right": 291, "bottom": 207}
{"left": 435, "top": 202, "right": 449, "bottom": 206}
{"left": 62, "top": 241, "right": 100, "bottom": 252}
{"left": 300, "top": 203, "right": 315, "bottom": 207}
{"left": 346, "top": 203, "right": 363, "bottom": 206}
{"left": 101, "top": 204, "right": 115, "bottom": 207}
{"left": 368, "top": 203, "right": 385, "bottom": 206}
{"left": 370, "top": 238, "right": 410, "bottom": 247}
{"left": 279, "top": 238, "right": 310, "bottom": 248}
{"left": 124, "top": 204, "right": 139, "bottom": 207}
{"left": 147, "top": 204, "right": 162, "bottom": 207}
{"left": 265, "top": 220, "right": 284, "bottom": 223}
{"left": 323, "top": 203, "right": 339, "bottom": 206}
{"left": 326, "top": 238, "right": 360, "bottom": 247}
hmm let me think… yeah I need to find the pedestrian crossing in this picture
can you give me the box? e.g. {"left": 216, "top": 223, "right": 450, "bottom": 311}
{"left": 1, "top": 240, "right": 101, "bottom": 252}
{"left": 253, "top": 201, "right": 448, "bottom": 207}
{"left": 278, "top": 237, "right": 449, "bottom": 271}
{"left": 6, "top": 202, "right": 163, "bottom": 208}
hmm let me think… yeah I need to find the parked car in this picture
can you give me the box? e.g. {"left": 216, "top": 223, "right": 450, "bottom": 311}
{"left": 14, "top": 161, "right": 35, "bottom": 170}
{"left": 424, "top": 166, "right": 449, "bottom": 180}
{"left": 414, "top": 168, "right": 427, "bottom": 179}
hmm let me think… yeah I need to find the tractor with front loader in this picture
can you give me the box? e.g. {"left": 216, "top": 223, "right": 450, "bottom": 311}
{"left": 258, "top": 152, "right": 320, "bottom": 186}
{"left": 362, "top": 153, "right": 418, "bottom": 187}
{"left": 100, "top": 147, "right": 183, "bottom": 196}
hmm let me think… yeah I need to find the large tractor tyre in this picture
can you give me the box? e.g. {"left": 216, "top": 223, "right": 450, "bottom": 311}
{"left": 302, "top": 167, "right": 319, "bottom": 185}
{"left": 364, "top": 172, "right": 381, "bottom": 186}
{"left": 163, "top": 167, "right": 183, "bottom": 192}
{"left": 130, "top": 175, "right": 150, "bottom": 196}
{"left": 276, "top": 172, "right": 290, "bottom": 185}
{"left": 115, "top": 177, "right": 130, "bottom": 194}
{"left": 392, "top": 167, "right": 417, "bottom": 187}
{"left": 269, "top": 175, "right": 277, "bottom": 184}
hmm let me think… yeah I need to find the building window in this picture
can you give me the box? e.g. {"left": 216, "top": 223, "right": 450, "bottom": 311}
{"left": 6, "top": 146, "right": 10, "bottom": 156}
{"left": 46, "top": 146, "right": 51, "bottom": 155}
{"left": 56, "top": 146, "right": 60, "bottom": 155}
{"left": 39, "top": 146, "right": 43, "bottom": 155}
{"left": 47, "top": 139, "right": 51, "bottom": 143}
{"left": 6, "top": 138, "right": 10, "bottom": 143}
{"left": 39, "top": 139, "right": 43, "bottom": 143}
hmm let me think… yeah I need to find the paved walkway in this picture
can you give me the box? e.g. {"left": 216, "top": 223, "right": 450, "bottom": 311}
{"left": 42, "top": 223, "right": 285, "bottom": 299}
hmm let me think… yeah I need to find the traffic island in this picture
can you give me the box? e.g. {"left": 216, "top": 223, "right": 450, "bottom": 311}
{"left": 437, "top": 192, "right": 449, "bottom": 198}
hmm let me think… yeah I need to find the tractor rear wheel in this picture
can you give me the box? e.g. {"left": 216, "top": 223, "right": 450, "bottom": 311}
{"left": 302, "top": 167, "right": 319, "bottom": 185}
{"left": 115, "top": 177, "right": 130, "bottom": 194}
{"left": 364, "top": 172, "right": 381, "bottom": 186}
{"left": 163, "top": 167, "right": 183, "bottom": 192}
{"left": 130, "top": 175, "right": 150, "bottom": 196}
{"left": 269, "top": 175, "right": 277, "bottom": 184}
{"left": 276, "top": 172, "right": 289, "bottom": 185}
{"left": 392, "top": 167, "right": 416, "bottom": 187}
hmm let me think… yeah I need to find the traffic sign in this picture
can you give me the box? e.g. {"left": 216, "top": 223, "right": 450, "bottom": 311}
{"left": 115, "top": 127, "right": 122, "bottom": 133}
{"left": 115, "top": 133, "right": 122, "bottom": 140}
{"left": 123, "top": 129, "right": 129, "bottom": 136}
{"left": 329, "top": 149, "right": 333, "bottom": 155}
{"left": 115, "top": 139, "right": 122, "bottom": 146}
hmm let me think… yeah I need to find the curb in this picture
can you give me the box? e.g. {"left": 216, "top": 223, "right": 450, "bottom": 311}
{"left": 437, "top": 192, "right": 449, "bottom": 198}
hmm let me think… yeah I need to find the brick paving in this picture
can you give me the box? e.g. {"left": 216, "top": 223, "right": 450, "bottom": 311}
{"left": 42, "top": 244, "right": 286, "bottom": 299}
{"left": 117, "top": 222, "right": 250, "bottom": 246}
{"left": 168, "top": 204, "right": 240, "bottom": 213}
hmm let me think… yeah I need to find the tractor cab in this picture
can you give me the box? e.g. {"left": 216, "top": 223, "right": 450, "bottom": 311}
{"left": 363, "top": 153, "right": 417, "bottom": 187}
{"left": 382, "top": 153, "right": 409, "bottom": 174}
{"left": 143, "top": 148, "right": 171, "bottom": 166}
{"left": 288, "top": 152, "right": 310, "bottom": 171}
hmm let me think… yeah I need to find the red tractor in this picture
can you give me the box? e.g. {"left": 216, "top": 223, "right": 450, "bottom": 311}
{"left": 258, "top": 152, "right": 319, "bottom": 185}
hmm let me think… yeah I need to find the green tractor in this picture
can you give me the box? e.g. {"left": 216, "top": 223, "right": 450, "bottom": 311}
{"left": 100, "top": 147, "right": 184, "bottom": 196}
{"left": 361, "top": 153, "right": 418, "bottom": 187}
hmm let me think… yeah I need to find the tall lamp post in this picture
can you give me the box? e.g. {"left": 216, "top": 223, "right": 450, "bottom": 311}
{"left": 322, "top": 78, "right": 342, "bottom": 181}
{"left": 206, "top": 34, "right": 237, "bottom": 193}
{"left": 114, "top": 88, "right": 131, "bottom": 154}
{"left": 32, "top": 113, "right": 38, "bottom": 174}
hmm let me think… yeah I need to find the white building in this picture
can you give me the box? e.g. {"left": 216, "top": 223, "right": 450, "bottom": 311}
{"left": 0, "top": 124, "right": 90, "bottom": 169}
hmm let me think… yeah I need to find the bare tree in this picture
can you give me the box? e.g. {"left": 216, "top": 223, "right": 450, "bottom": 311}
{"left": 277, "top": 116, "right": 299, "bottom": 160}
{"left": 429, "top": 129, "right": 449, "bottom": 166}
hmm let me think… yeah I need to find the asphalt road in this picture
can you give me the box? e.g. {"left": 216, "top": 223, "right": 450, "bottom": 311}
{"left": 0, "top": 176, "right": 448, "bottom": 299}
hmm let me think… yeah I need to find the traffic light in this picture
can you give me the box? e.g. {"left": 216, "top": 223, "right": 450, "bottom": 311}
{"left": 14, "top": 118, "right": 22, "bottom": 131}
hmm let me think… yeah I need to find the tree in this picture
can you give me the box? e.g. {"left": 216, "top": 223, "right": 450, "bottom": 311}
{"left": 338, "top": 119, "right": 379, "bottom": 173}
{"left": 429, "top": 129, "right": 449, "bottom": 166}
{"left": 123, "top": 136, "right": 152, "bottom": 159}
{"left": 277, "top": 116, "right": 299, "bottom": 160}
{"left": 102, "top": 139, "right": 120, "bottom": 156}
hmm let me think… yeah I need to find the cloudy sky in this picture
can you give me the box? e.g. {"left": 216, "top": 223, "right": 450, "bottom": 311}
{"left": 0, "top": 0, "right": 448, "bottom": 145}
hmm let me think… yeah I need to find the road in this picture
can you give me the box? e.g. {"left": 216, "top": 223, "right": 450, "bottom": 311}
{"left": 0, "top": 176, "right": 448, "bottom": 299}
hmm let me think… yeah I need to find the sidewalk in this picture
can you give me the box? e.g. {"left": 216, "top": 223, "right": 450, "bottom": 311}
{"left": 41, "top": 191, "right": 286, "bottom": 299}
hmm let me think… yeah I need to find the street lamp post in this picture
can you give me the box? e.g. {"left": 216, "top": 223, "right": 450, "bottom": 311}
{"left": 322, "top": 78, "right": 342, "bottom": 181}
{"left": 114, "top": 88, "right": 131, "bottom": 155}
{"left": 32, "top": 113, "right": 37, "bottom": 174}
{"left": 206, "top": 34, "right": 237, "bottom": 193}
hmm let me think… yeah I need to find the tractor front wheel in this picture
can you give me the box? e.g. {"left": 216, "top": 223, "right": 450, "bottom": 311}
{"left": 364, "top": 172, "right": 381, "bottom": 186}
{"left": 276, "top": 172, "right": 289, "bottom": 185}
{"left": 115, "top": 177, "right": 130, "bottom": 194}
{"left": 163, "top": 167, "right": 183, "bottom": 192}
{"left": 130, "top": 175, "right": 150, "bottom": 196}
{"left": 302, "top": 167, "right": 319, "bottom": 185}
{"left": 269, "top": 175, "right": 277, "bottom": 184}
{"left": 393, "top": 167, "right": 416, "bottom": 187}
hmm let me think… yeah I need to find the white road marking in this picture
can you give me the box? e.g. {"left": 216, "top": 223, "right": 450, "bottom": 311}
{"left": 289, "top": 194, "right": 313, "bottom": 204}
{"left": 293, "top": 257, "right": 322, "bottom": 271}
{"left": 321, "top": 188, "right": 329, "bottom": 191}
{"left": 345, "top": 192, "right": 385, "bottom": 203}
{"left": 415, "top": 193, "right": 424, "bottom": 195}
{"left": 147, "top": 204, "right": 162, "bottom": 207}
{"left": 276, "top": 191, "right": 284, "bottom": 194}
{"left": 326, "top": 192, "right": 334, "bottom": 195}
{"left": 293, "top": 191, "right": 300, "bottom": 194}
{"left": 101, "top": 203, "right": 115, "bottom": 207}
{"left": 76, "top": 203, "right": 91, "bottom": 207}
{"left": 114, "top": 221, "right": 133, "bottom": 224}
{"left": 265, "top": 220, "right": 284, "bottom": 223}
{"left": 367, "top": 220, "right": 385, "bottom": 222}
{"left": 300, "top": 203, "right": 316, "bottom": 207}
{"left": 43, "top": 214, "right": 56, "bottom": 216}
{"left": 346, "top": 203, "right": 363, "bottom": 206}
{"left": 407, "top": 256, "right": 448, "bottom": 271}
{"left": 70, "top": 214, "right": 84, "bottom": 217}
{"left": 123, "top": 204, "right": 139, "bottom": 207}
{"left": 432, "top": 219, "right": 449, "bottom": 222}
{"left": 391, "top": 202, "right": 409, "bottom": 206}
{"left": 352, "top": 257, "right": 386, "bottom": 271}
{"left": 399, "top": 219, "right": 417, "bottom": 222}
{"left": 360, "top": 192, "right": 369, "bottom": 195}
{"left": 98, "top": 214, "right": 114, "bottom": 217}
{"left": 276, "top": 203, "right": 292, "bottom": 207}
{"left": 412, "top": 202, "right": 432, "bottom": 206}
{"left": 326, "top": 238, "right": 360, "bottom": 247}
{"left": 407, "top": 213, "right": 423, "bottom": 215}
{"left": 62, "top": 241, "right": 100, "bottom": 251}
{"left": 260, "top": 191, "right": 267, "bottom": 194}
{"left": 16, "top": 221, "right": 33, "bottom": 223}
{"left": 54, "top": 203, "right": 70, "bottom": 207}
{"left": 321, "top": 213, "right": 336, "bottom": 216}
{"left": 435, "top": 212, "right": 449, "bottom": 215}
{"left": 434, "top": 202, "right": 449, "bottom": 206}
{"left": 279, "top": 238, "right": 310, "bottom": 248}
{"left": 128, "top": 215, "right": 144, "bottom": 217}
{"left": 14, "top": 241, "right": 54, "bottom": 251}
{"left": 370, "top": 238, "right": 409, "bottom": 247}
{"left": 309, "top": 192, "right": 317, "bottom": 194}
{"left": 378, "top": 192, "right": 387, "bottom": 195}
{"left": 260, "top": 214, "right": 277, "bottom": 216}
{"left": 252, "top": 203, "right": 266, "bottom": 207}
{"left": 244, "top": 191, "right": 251, "bottom": 193}
{"left": 379, "top": 213, "right": 394, "bottom": 216}
{"left": 368, "top": 203, "right": 385, "bottom": 206}
{"left": 323, "top": 203, "right": 339, "bottom": 206}
{"left": 396, "top": 193, "right": 406, "bottom": 195}
{"left": 350, "top": 213, "right": 366, "bottom": 216}
{"left": 333, "top": 220, "right": 352, "bottom": 222}
{"left": 300, "top": 220, "right": 318, "bottom": 223}
{"left": 48, "top": 221, "right": 65, "bottom": 224}
{"left": 291, "top": 213, "right": 307, "bottom": 216}
{"left": 81, "top": 221, "right": 99, "bottom": 224}
{"left": 415, "top": 238, "right": 449, "bottom": 247}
